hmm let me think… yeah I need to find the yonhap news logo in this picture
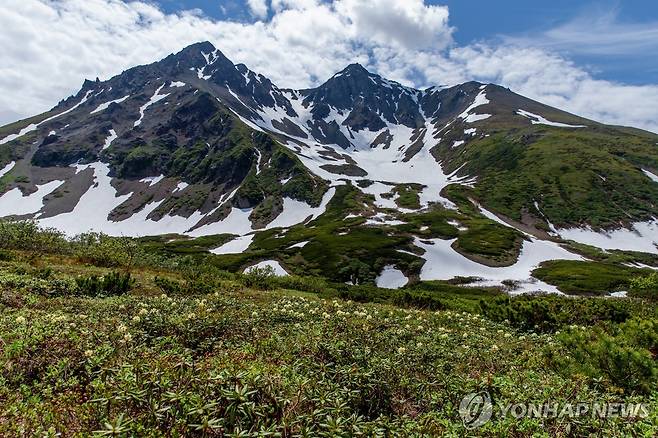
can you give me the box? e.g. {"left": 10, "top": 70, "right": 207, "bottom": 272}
{"left": 459, "top": 392, "right": 649, "bottom": 429}
{"left": 459, "top": 391, "right": 493, "bottom": 429}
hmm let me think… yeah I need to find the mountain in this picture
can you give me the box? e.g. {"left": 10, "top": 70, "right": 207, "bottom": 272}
{"left": 1, "top": 41, "right": 658, "bottom": 293}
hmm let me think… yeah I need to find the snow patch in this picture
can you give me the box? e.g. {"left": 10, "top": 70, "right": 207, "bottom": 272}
{"left": 610, "top": 291, "right": 628, "bottom": 298}
{"left": 2, "top": 89, "right": 98, "bottom": 145}
{"left": 642, "top": 169, "right": 658, "bottom": 183}
{"left": 253, "top": 148, "right": 263, "bottom": 175}
{"left": 189, "top": 207, "right": 255, "bottom": 237}
{"left": 267, "top": 187, "right": 337, "bottom": 229}
{"left": 463, "top": 113, "right": 491, "bottom": 123}
{"left": 376, "top": 265, "right": 409, "bottom": 289}
{"left": 478, "top": 205, "right": 511, "bottom": 228}
{"left": 517, "top": 110, "right": 586, "bottom": 128}
{"left": 37, "top": 163, "right": 131, "bottom": 235}
{"left": 139, "top": 175, "right": 165, "bottom": 187}
{"left": 458, "top": 90, "right": 490, "bottom": 123}
{"left": 102, "top": 129, "right": 117, "bottom": 150}
{"left": 557, "top": 221, "right": 658, "bottom": 254}
{"left": 416, "top": 237, "right": 583, "bottom": 294}
{"left": 244, "top": 260, "right": 289, "bottom": 276}
{"left": 91, "top": 95, "right": 130, "bottom": 114}
{"left": 210, "top": 234, "right": 254, "bottom": 254}
{"left": 0, "top": 161, "right": 16, "bottom": 178}
{"left": 448, "top": 220, "right": 468, "bottom": 231}
{"left": 134, "top": 84, "right": 170, "bottom": 127}
{"left": 0, "top": 124, "right": 38, "bottom": 145}
{"left": 364, "top": 213, "right": 406, "bottom": 226}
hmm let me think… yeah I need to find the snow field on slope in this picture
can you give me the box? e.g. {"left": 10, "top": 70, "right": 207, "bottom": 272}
{"left": 134, "top": 84, "right": 170, "bottom": 127}
{"left": 642, "top": 169, "right": 658, "bottom": 183}
{"left": 557, "top": 221, "right": 658, "bottom": 254}
{"left": 211, "top": 234, "right": 254, "bottom": 254}
{"left": 90, "top": 95, "right": 130, "bottom": 114}
{"left": 0, "top": 180, "right": 64, "bottom": 217}
{"left": 102, "top": 130, "right": 117, "bottom": 150}
{"left": 415, "top": 237, "right": 583, "bottom": 293}
{"left": 10, "top": 160, "right": 339, "bottom": 239}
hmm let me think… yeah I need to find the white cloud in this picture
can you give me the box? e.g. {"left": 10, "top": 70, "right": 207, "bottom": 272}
{"left": 436, "top": 45, "right": 658, "bottom": 132}
{"left": 334, "top": 0, "right": 453, "bottom": 50}
{"left": 505, "top": 9, "right": 658, "bottom": 57}
{"left": 246, "top": 0, "right": 269, "bottom": 19}
{"left": 0, "top": 0, "right": 656, "bottom": 133}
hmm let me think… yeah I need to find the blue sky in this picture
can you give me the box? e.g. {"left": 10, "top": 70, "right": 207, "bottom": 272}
{"left": 441, "top": 0, "right": 658, "bottom": 85}
{"left": 149, "top": 0, "right": 658, "bottom": 85}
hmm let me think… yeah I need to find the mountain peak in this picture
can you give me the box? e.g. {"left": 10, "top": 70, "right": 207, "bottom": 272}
{"left": 338, "top": 63, "right": 372, "bottom": 77}
{"left": 184, "top": 40, "right": 217, "bottom": 54}
{"left": 170, "top": 41, "right": 226, "bottom": 67}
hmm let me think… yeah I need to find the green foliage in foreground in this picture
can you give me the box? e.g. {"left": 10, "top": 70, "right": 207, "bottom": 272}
{"left": 2, "top": 279, "right": 657, "bottom": 436}
{"left": 0, "top": 220, "right": 657, "bottom": 435}
{"left": 550, "top": 318, "right": 658, "bottom": 394}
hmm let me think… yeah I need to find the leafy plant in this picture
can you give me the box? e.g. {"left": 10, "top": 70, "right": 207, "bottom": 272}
{"left": 481, "top": 295, "right": 632, "bottom": 332}
{"left": 631, "top": 272, "right": 658, "bottom": 297}
{"left": 75, "top": 271, "right": 134, "bottom": 297}
{"left": 241, "top": 265, "right": 276, "bottom": 289}
{"left": 551, "top": 318, "right": 658, "bottom": 393}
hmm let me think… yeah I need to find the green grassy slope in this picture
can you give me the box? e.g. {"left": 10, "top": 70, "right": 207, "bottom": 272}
{"left": 439, "top": 125, "right": 658, "bottom": 229}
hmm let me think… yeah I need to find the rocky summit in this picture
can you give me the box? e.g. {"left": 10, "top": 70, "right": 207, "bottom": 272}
{"left": 1, "top": 41, "right": 658, "bottom": 293}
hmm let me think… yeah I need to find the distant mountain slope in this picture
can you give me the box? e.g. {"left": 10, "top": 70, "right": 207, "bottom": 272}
{"left": 1, "top": 41, "right": 657, "bottom": 291}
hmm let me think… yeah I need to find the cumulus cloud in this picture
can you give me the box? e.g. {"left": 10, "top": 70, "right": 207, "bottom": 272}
{"left": 0, "top": 0, "right": 656, "bottom": 133}
{"left": 334, "top": 0, "right": 453, "bottom": 50}
{"left": 246, "top": 0, "right": 269, "bottom": 19}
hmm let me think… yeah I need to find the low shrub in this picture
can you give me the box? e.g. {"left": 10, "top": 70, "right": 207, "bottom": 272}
{"left": 630, "top": 272, "right": 658, "bottom": 299}
{"left": 481, "top": 295, "right": 632, "bottom": 332}
{"left": 73, "top": 233, "right": 144, "bottom": 268}
{"left": 0, "top": 272, "right": 76, "bottom": 297}
{"left": 75, "top": 272, "right": 134, "bottom": 297}
{"left": 269, "top": 275, "right": 334, "bottom": 295}
{"left": 0, "top": 220, "right": 69, "bottom": 254}
{"left": 322, "top": 284, "right": 447, "bottom": 310}
{"left": 154, "top": 276, "right": 183, "bottom": 295}
{"left": 550, "top": 318, "right": 658, "bottom": 394}
{"left": 241, "top": 266, "right": 276, "bottom": 290}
